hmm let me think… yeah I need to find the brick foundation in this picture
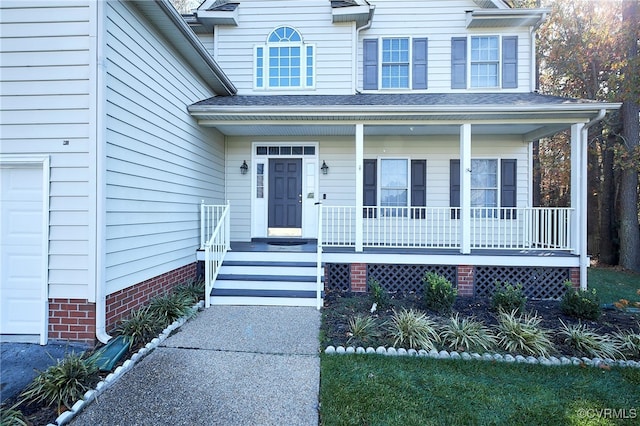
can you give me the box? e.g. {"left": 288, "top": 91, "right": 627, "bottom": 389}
{"left": 105, "top": 263, "right": 197, "bottom": 332}
{"left": 457, "top": 265, "right": 474, "bottom": 297}
{"left": 569, "top": 267, "right": 581, "bottom": 290}
{"left": 350, "top": 263, "right": 367, "bottom": 292}
{"left": 48, "top": 299, "right": 96, "bottom": 344}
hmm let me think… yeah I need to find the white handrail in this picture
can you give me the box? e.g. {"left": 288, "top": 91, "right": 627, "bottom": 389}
{"left": 315, "top": 202, "right": 323, "bottom": 310}
{"left": 204, "top": 203, "right": 230, "bottom": 306}
{"left": 321, "top": 205, "right": 574, "bottom": 251}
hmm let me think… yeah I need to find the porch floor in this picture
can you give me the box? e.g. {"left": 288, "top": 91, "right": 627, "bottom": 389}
{"left": 229, "top": 241, "right": 576, "bottom": 258}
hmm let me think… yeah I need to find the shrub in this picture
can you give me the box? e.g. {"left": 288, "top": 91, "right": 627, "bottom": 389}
{"left": 559, "top": 320, "right": 622, "bottom": 359}
{"left": 173, "top": 279, "right": 205, "bottom": 305}
{"left": 114, "top": 306, "right": 162, "bottom": 349}
{"left": 387, "top": 308, "right": 440, "bottom": 350}
{"left": 491, "top": 282, "right": 526, "bottom": 314}
{"left": 560, "top": 283, "right": 601, "bottom": 320}
{"left": 423, "top": 272, "right": 457, "bottom": 314}
{"left": 496, "top": 310, "right": 555, "bottom": 357}
{"left": 368, "top": 278, "right": 388, "bottom": 309}
{"left": 148, "top": 292, "right": 195, "bottom": 326}
{"left": 614, "top": 326, "right": 640, "bottom": 358}
{"left": 440, "top": 313, "right": 496, "bottom": 353}
{"left": 347, "top": 314, "right": 381, "bottom": 346}
{"left": 18, "top": 353, "right": 100, "bottom": 414}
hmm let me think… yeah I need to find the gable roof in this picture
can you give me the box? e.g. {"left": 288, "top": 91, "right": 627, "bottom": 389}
{"left": 131, "top": 0, "right": 236, "bottom": 95}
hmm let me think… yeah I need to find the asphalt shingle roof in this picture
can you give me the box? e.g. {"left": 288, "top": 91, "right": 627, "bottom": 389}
{"left": 191, "top": 92, "right": 599, "bottom": 108}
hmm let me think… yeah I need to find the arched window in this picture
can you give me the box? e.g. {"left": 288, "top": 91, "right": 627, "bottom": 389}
{"left": 255, "top": 26, "right": 315, "bottom": 89}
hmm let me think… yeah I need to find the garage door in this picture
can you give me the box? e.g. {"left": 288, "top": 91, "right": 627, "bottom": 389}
{"left": 0, "top": 162, "right": 47, "bottom": 342}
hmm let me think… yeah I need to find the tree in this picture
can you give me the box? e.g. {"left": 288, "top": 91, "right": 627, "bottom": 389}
{"left": 169, "top": 0, "right": 200, "bottom": 14}
{"left": 535, "top": 0, "right": 639, "bottom": 270}
{"left": 617, "top": 0, "right": 640, "bottom": 271}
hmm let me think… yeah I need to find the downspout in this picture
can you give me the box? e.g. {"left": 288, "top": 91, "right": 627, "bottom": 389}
{"left": 579, "top": 109, "right": 606, "bottom": 290}
{"left": 353, "top": 6, "right": 375, "bottom": 92}
{"left": 530, "top": 10, "right": 547, "bottom": 92}
{"left": 95, "top": 0, "right": 111, "bottom": 344}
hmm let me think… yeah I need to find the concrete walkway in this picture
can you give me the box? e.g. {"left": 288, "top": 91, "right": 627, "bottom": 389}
{"left": 71, "top": 306, "right": 321, "bottom": 426}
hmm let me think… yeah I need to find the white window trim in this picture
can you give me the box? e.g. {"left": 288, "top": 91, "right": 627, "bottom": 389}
{"left": 378, "top": 157, "right": 411, "bottom": 207}
{"left": 380, "top": 37, "right": 412, "bottom": 90}
{"left": 254, "top": 29, "right": 316, "bottom": 91}
{"left": 468, "top": 35, "right": 502, "bottom": 89}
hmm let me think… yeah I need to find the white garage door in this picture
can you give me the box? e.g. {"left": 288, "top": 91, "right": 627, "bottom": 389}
{"left": 0, "top": 162, "right": 48, "bottom": 343}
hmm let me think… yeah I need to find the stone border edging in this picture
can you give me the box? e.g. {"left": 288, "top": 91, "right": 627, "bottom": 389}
{"left": 324, "top": 345, "right": 640, "bottom": 368}
{"left": 49, "top": 301, "right": 205, "bottom": 426}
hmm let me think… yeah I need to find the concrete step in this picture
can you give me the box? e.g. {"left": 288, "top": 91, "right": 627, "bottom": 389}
{"left": 209, "top": 296, "right": 320, "bottom": 307}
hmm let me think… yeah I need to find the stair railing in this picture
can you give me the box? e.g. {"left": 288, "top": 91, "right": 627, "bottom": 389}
{"left": 204, "top": 202, "right": 231, "bottom": 307}
{"left": 316, "top": 202, "right": 323, "bottom": 310}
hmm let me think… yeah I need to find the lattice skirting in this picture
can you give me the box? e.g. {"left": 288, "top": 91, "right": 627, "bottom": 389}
{"left": 368, "top": 264, "right": 457, "bottom": 294}
{"left": 325, "top": 263, "right": 351, "bottom": 292}
{"left": 474, "top": 266, "right": 571, "bottom": 300}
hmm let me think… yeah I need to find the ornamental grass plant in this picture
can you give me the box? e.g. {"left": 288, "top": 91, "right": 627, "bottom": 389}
{"left": 559, "top": 320, "right": 623, "bottom": 359}
{"left": 387, "top": 308, "right": 440, "bottom": 350}
{"left": 440, "top": 313, "right": 496, "bottom": 353}
{"left": 496, "top": 310, "right": 554, "bottom": 357}
{"left": 346, "top": 314, "right": 381, "bottom": 346}
{"left": 18, "top": 353, "right": 100, "bottom": 415}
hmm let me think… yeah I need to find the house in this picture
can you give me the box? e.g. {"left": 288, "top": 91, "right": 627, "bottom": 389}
{"left": 0, "top": 0, "right": 619, "bottom": 345}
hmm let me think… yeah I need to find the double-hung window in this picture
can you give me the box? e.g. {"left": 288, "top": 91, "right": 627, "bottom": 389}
{"left": 451, "top": 35, "right": 518, "bottom": 89}
{"left": 470, "top": 36, "right": 499, "bottom": 88}
{"left": 255, "top": 26, "right": 315, "bottom": 90}
{"left": 450, "top": 158, "right": 517, "bottom": 219}
{"left": 381, "top": 39, "right": 410, "bottom": 89}
{"left": 363, "top": 37, "right": 428, "bottom": 90}
{"left": 380, "top": 159, "right": 408, "bottom": 206}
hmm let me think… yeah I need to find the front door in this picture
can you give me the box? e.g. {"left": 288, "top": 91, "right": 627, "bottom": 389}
{"left": 268, "top": 159, "right": 302, "bottom": 237}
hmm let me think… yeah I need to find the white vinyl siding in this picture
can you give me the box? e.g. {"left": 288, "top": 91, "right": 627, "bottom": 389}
{"left": 208, "top": 0, "right": 353, "bottom": 95}
{"left": 358, "top": 0, "right": 531, "bottom": 92}
{"left": 0, "top": 0, "right": 95, "bottom": 300}
{"left": 104, "top": 1, "right": 225, "bottom": 295}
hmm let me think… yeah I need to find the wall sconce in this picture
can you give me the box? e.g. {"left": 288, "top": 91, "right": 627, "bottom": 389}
{"left": 321, "top": 160, "right": 329, "bottom": 175}
{"left": 240, "top": 160, "right": 248, "bottom": 175}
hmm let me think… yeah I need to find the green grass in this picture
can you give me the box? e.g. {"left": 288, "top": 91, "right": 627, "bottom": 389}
{"left": 320, "top": 355, "right": 640, "bottom": 426}
{"left": 588, "top": 268, "right": 640, "bottom": 304}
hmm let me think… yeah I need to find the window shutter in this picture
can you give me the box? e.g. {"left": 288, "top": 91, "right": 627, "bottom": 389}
{"left": 363, "top": 159, "right": 377, "bottom": 218}
{"left": 502, "top": 36, "right": 518, "bottom": 89}
{"left": 500, "top": 159, "right": 517, "bottom": 219}
{"left": 450, "top": 159, "right": 460, "bottom": 219}
{"left": 363, "top": 39, "right": 378, "bottom": 90}
{"left": 412, "top": 38, "right": 428, "bottom": 90}
{"left": 451, "top": 37, "right": 467, "bottom": 89}
{"left": 411, "top": 160, "right": 426, "bottom": 218}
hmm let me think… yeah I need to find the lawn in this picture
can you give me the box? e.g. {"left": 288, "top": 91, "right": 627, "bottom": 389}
{"left": 588, "top": 268, "right": 640, "bottom": 304}
{"left": 320, "top": 354, "right": 640, "bottom": 425}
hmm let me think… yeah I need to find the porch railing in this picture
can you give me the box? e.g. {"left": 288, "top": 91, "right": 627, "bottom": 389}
{"left": 202, "top": 202, "right": 231, "bottom": 306}
{"left": 201, "top": 203, "right": 229, "bottom": 250}
{"left": 321, "top": 206, "right": 573, "bottom": 251}
{"left": 315, "top": 202, "right": 323, "bottom": 310}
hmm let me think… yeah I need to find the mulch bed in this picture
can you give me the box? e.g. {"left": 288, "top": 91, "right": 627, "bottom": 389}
{"left": 321, "top": 291, "right": 640, "bottom": 357}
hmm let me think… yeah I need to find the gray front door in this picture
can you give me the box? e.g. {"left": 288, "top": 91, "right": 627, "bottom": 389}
{"left": 268, "top": 159, "right": 302, "bottom": 236}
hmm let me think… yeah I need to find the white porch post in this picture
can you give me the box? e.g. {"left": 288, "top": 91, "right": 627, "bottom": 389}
{"left": 570, "top": 123, "right": 588, "bottom": 290}
{"left": 355, "top": 124, "right": 364, "bottom": 252}
{"left": 460, "top": 123, "right": 472, "bottom": 254}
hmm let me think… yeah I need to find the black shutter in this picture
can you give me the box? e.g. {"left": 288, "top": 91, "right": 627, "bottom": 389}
{"left": 450, "top": 159, "right": 460, "bottom": 219}
{"left": 500, "top": 159, "right": 517, "bottom": 219}
{"left": 411, "top": 160, "right": 426, "bottom": 219}
{"left": 502, "top": 36, "right": 518, "bottom": 89}
{"left": 451, "top": 37, "right": 467, "bottom": 89}
{"left": 363, "top": 159, "right": 377, "bottom": 218}
{"left": 363, "top": 39, "right": 378, "bottom": 90}
{"left": 412, "top": 38, "right": 428, "bottom": 90}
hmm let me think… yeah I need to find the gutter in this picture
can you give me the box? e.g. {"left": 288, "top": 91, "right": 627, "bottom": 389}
{"left": 578, "top": 109, "right": 607, "bottom": 291}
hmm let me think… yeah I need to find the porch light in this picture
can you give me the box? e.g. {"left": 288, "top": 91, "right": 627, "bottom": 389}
{"left": 321, "top": 160, "right": 329, "bottom": 175}
{"left": 240, "top": 160, "right": 248, "bottom": 175}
